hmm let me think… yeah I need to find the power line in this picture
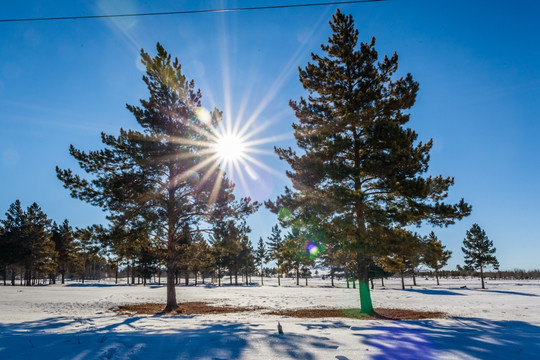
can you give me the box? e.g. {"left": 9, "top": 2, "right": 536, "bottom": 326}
{"left": 0, "top": 0, "right": 385, "bottom": 23}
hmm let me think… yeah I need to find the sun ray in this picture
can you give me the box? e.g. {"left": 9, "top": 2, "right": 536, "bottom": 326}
{"left": 208, "top": 166, "right": 226, "bottom": 206}
{"left": 232, "top": 158, "right": 251, "bottom": 196}
{"left": 240, "top": 153, "right": 290, "bottom": 181}
{"left": 234, "top": 11, "right": 330, "bottom": 141}
{"left": 243, "top": 132, "right": 294, "bottom": 147}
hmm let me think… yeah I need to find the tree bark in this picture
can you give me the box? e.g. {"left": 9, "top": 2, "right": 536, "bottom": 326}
{"left": 480, "top": 265, "right": 485, "bottom": 289}
{"left": 165, "top": 222, "right": 178, "bottom": 311}
{"left": 435, "top": 269, "right": 439, "bottom": 286}
{"left": 357, "top": 253, "right": 374, "bottom": 314}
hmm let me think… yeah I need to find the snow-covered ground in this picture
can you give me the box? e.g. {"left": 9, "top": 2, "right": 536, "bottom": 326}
{"left": 1, "top": 277, "right": 539, "bottom": 359}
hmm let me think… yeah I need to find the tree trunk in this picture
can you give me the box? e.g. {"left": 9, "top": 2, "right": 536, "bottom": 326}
{"left": 480, "top": 265, "right": 485, "bottom": 289}
{"left": 435, "top": 269, "right": 439, "bottom": 286}
{"left": 400, "top": 271, "right": 405, "bottom": 290}
{"left": 165, "top": 231, "right": 178, "bottom": 311}
{"left": 357, "top": 253, "right": 374, "bottom": 314}
{"left": 370, "top": 277, "right": 374, "bottom": 290}
{"left": 412, "top": 270, "right": 417, "bottom": 286}
{"left": 185, "top": 271, "right": 189, "bottom": 286}
{"left": 3, "top": 265, "right": 6, "bottom": 286}
{"left": 305, "top": 275, "right": 308, "bottom": 286}
{"left": 381, "top": 277, "right": 384, "bottom": 287}
{"left": 235, "top": 270, "right": 238, "bottom": 285}
{"left": 11, "top": 266, "right": 15, "bottom": 286}
{"left": 296, "top": 266, "right": 299, "bottom": 286}
{"left": 260, "top": 265, "right": 264, "bottom": 286}
{"left": 278, "top": 273, "right": 281, "bottom": 286}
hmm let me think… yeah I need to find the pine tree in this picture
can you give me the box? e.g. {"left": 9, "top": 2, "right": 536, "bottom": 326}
{"left": 267, "top": 224, "right": 283, "bottom": 286}
{"left": 377, "top": 229, "right": 420, "bottom": 290}
{"left": 422, "top": 231, "right": 451, "bottom": 285}
{"left": 56, "top": 43, "right": 256, "bottom": 310}
{"left": 280, "top": 228, "right": 315, "bottom": 286}
{"left": 51, "top": 220, "right": 77, "bottom": 284}
{"left": 462, "top": 224, "right": 499, "bottom": 289}
{"left": 0, "top": 223, "right": 6, "bottom": 285}
{"left": 254, "top": 237, "right": 268, "bottom": 285}
{"left": 268, "top": 10, "right": 470, "bottom": 314}
{"left": 0, "top": 201, "right": 24, "bottom": 286}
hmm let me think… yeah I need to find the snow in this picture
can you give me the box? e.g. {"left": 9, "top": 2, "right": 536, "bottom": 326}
{"left": 1, "top": 277, "right": 540, "bottom": 359}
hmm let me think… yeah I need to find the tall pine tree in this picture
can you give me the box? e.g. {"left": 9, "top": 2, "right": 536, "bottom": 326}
{"left": 57, "top": 43, "right": 256, "bottom": 310}
{"left": 462, "top": 224, "right": 499, "bottom": 289}
{"left": 269, "top": 10, "right": 470, "bottom": 314}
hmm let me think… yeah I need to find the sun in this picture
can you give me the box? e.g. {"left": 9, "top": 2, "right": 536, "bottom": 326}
{"left": 214, "top": 133, "right": 246, "bottom": 162}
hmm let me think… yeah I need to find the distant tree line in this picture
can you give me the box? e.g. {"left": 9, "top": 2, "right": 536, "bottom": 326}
{"left": 1, "top": 199, "right": 517, "bottom": 290}
{"left": 0, "top": 200, "right": 106, "bottom": 285}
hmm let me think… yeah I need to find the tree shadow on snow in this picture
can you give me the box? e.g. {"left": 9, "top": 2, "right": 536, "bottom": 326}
{"left": 346, "top": 317, "right": 540, "bottom": 359}
{"left": 404, "top": 289, "right": 465, "bottom": 296}
{"left": 0, "top": 315, "right": 339, "bottom": 360}
{"left": 462, "top": 288, "right": 539, "bottom": 297}
{"left": 66, "top": 283, "right": 129, "bottom": 287}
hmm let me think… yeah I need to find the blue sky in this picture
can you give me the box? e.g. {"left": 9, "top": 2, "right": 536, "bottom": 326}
{"left": 1, "top": 0, "right": 539, "bottom": 270}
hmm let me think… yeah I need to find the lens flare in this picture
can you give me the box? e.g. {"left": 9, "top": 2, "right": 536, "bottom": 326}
{"left": 195, "top": 107, "right": 212, "bottom": 124}
{"left": 307, "top": 243, "right": 319, "bottom": 257}
{"left": 187, "top": 170, "right": 200, "bottom": 184}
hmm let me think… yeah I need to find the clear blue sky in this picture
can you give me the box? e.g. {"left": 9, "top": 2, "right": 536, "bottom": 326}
{"left": 1, "top": 0, "right": 539, "bottom": 270}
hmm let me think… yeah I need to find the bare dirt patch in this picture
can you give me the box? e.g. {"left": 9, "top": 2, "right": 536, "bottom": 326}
{"left": 114, "top": 302, "right": 260, "bottom": 316}
{"left": 266, "top": 308, "right": 446, "bottom": 320}
{"left": 114, "top": 302, "right": 445, "bottom": 320}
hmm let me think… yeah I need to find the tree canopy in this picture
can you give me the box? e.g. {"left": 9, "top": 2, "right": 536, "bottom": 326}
{"left": 268, "top": 9, "right": 471, "bottom": 314}
{"left": 57, "top": 43, "right": 258, "bottom": 310}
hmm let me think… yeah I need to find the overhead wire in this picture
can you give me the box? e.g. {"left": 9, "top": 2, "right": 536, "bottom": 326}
{"left": 0, "top": 0, "right": 385, "bottom": 23}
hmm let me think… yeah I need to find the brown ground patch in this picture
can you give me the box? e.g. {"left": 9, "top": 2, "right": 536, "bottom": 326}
{"left": 114, "top": 302, "right": 445, "bottom": 320}
{"left": 266, "top": 308, "right": 446, "bottom": 320}
{"left": 114, "top": 302, "right": 260, "bottom": 316}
